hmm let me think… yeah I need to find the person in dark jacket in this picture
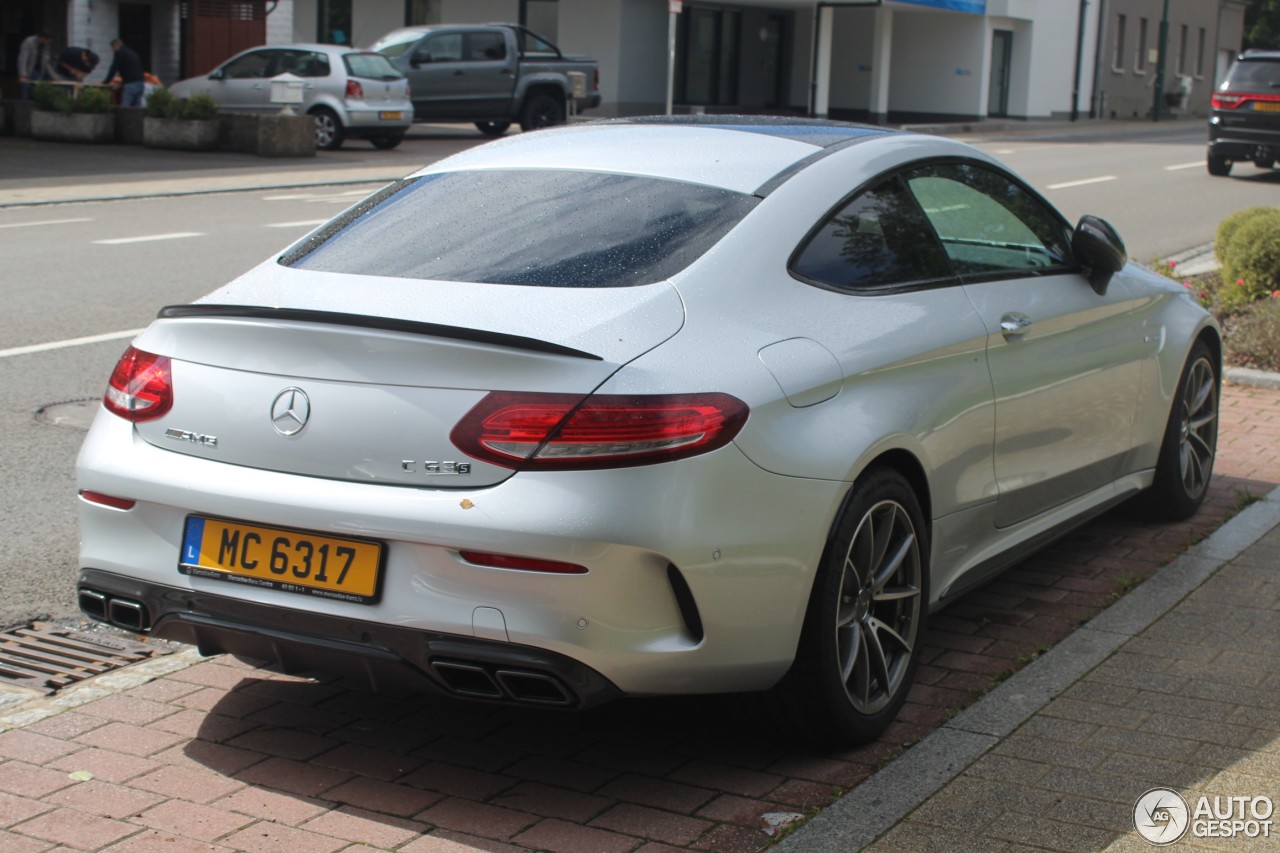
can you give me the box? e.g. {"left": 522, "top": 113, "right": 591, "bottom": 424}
{"left": 105, "top": 38, "right": 146, "bottom": 107}
{"left": 56, "top": 46, "right": 99, "bottom": 82}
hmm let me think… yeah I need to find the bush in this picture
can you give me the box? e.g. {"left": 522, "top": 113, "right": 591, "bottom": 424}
{"left": 181, "top": 93, "right": 219, "bottom": 121}
{"left": 32, "top": 81, "right": 70, "bottom": 113}
{"left": 1216, "top": 210, "right": 1280, "bottom": 310}
{"left": 1215, "top": 206, "right": 1276, "bottom": 259}
{"left": 71, "top": 86, "right": 113, "bottom": 114}
{"left": 146, "top": 87, "right": 180, "bottom": 119}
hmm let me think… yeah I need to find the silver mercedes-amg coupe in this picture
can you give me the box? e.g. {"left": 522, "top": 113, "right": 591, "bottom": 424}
{"left": 76, "top": 117, "right": 1220, "bottom": 745}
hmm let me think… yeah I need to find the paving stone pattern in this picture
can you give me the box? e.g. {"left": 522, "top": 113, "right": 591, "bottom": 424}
{"left": 0, "top": 383, "right": 1276, "bottom": 852}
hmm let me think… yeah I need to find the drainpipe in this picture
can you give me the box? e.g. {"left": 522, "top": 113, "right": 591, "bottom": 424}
{"left": 1090, "top": 0, "right": 1107, "bottom": 118}
{"left": 1072, "top": 0, "right": 1088, "bottom": 121}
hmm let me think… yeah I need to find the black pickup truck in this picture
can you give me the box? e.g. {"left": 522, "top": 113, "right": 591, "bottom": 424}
{"left": 370, "top": 23, "right": 601, "bottom": 135}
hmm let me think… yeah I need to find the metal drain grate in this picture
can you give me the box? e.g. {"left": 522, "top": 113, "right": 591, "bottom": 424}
{"left": 0, "top": 623, "right": 167, "bottom": 693}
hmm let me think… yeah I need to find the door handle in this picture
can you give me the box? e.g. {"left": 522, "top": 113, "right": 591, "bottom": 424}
{"left": 999, "top": 313, "right": 1033, "bottom": 337}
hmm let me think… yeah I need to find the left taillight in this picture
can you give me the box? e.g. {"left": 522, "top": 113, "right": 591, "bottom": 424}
{"left": 103, "top": 346, "right": 173, "bottom": 422}
{"left": 451, "top": 391, "right": 749, "bottom": 471}
{"left": 345, "top": 79, "right": 364, "bottom": 99}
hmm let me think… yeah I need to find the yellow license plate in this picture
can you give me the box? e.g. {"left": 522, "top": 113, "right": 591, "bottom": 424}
{"left": 1253, "top": 101, "right": 1280, "bottom": 112}
{"left": 379, "top": 111, "right": 404, "bottom": 120}
{"left": 180, "top": 516, "right": 383, "bottom": 604}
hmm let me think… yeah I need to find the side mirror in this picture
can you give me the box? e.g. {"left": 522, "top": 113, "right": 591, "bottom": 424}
{"left": 208, "top": 68, "right": 224, "bottom": 81}
{"left": 1072, "top": 214, "right": 1127, "bottom": 295}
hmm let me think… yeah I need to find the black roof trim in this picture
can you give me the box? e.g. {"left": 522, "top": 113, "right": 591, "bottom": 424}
{"left": 156, "top": 304, "right": 603, "bottom": 361}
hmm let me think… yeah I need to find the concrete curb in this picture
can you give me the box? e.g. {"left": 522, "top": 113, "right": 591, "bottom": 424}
{"left": 774, "top": 484, "right": 1280, "bottom": 852}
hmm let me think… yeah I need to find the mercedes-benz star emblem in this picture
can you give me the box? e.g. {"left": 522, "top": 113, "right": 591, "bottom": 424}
{"left": 270, "top": 387, "right": 311, "bottom": 436}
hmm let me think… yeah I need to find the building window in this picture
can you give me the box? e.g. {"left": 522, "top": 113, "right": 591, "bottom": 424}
{"left": 1113, "top": 14, "right": 1126, "bottom": 72}
{"left": 1177, "top": 25, "right": 1188, "bottom": 76}
{"left": 407, "top": 1, "right": 438, "bottom": 26}
{"left": 1135, "top": 17, "right": 1148, "bottom": 73}
{"left": 676, "top": 7, "right": 741, "bottom": 107}
{"left": 319, "top": 0, "right": 352, "bottom": 45}
{"left": 1196, "top": 27, "right": 1206, "bottom": 77}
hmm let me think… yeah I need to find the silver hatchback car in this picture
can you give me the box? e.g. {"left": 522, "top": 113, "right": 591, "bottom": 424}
{"left": 76, "top": 118, "right": 1219, "bottom": 746}
{"left": 169, "top": 44, "right": 413, "bottom": 150}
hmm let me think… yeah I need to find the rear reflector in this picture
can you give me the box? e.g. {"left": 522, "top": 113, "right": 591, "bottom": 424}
{"left": 79, "top": 490, "right": 136, "bottom": 510}
{"left": 451, "top": 392, "right": 748, "bottom": 470}
{"left": 103, "top": 346, "right": 173, "bottom": 422}
{"left": 459, "top": 551, "right": 588, "bottom": 574}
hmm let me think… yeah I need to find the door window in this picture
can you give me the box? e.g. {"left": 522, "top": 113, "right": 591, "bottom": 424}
{"left": 221, "top": 51, "right": 273, "bottom": 79}
{"left": 415, "top": 34, "right": 463, "bottom": 64}
{"left": 904, "top": 162, "right": 1074, "bottom": 279}
{"left": 790, "top": 177, "right": 954, "bottom": 292}
{"left": 467, "top": 32, "right": 507, "bottom": 61}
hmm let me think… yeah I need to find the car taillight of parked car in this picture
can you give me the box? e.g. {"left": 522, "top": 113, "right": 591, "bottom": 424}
{"left": 346, "top": 79, "right": 364, "bottom": 99}
{"left": 103, "top": 346, "right": 173, "bottom": 422}
{"left": 451, "top": 391, "right": 748, "bottom": 470}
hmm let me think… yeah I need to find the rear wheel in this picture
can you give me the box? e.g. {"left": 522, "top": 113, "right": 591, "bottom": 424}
{"left": 311, "top": 108, "right": 344, "bottom": 151}
{"left": 370, "top": 133, "right": 404, "bottom": 150}
{"left": 475, "top": 120, "right": 511, "bottom": 137}
{"left": 1207, "top": 155, "right": 1231, "bottom": 176}
{"left": 755, "top": 467, "right": 927, "bottom": 746}
{"left": 1141, "top": 341, "right": 1219, "bottom": 520}
{"left": 519, "top": 93, "right": 564, "bottom": 132}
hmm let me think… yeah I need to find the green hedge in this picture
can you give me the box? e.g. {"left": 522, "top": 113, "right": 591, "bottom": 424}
{"left": 147, "top": 88, "right": 220, "bottom": 121}
{"left": 1216, "top": 206, "right": 1280, "bottom": 310}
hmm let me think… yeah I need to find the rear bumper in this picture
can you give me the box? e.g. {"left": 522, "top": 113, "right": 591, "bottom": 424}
{"left": 343, "top": 104, "right": 413, "bottom": 136}
{"left": 1208, "top": 116, "right": 1280, "bottom": 161}
{"left": 79, "top": 567, "right": 621, "bottom": 708}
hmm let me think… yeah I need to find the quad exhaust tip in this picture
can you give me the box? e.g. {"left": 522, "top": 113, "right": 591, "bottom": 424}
{"left": 79, "top": 587, "right": 151, "bottom": 632}
{"left": 433, "top": 659, "right": 574, "bottom": 706}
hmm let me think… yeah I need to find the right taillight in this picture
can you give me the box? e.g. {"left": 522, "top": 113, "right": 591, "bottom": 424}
{"left": 451, "top": 391, "right": 749, "bottom": 470}
{"left": 103, "top": 346, "right": 173, "bottom": 422}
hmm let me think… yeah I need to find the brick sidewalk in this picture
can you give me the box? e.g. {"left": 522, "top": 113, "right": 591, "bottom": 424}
{"left": 0, "top": 382, "right": 1277, "bottom": 853}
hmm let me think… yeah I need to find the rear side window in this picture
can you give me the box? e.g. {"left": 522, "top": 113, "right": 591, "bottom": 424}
{"left": 1225, "top": 59, "right": 1280, "bottom": 90}
{"left": 343, "top": 53, "right": 402, "bottom": 80}
{"left": 790, "top": 176, "right": 954, "bottom": 291}
{"left": 284, "top": 170, "right": 758, "bottom": 287}
{"left": 468, "top": 32, "right": 507, "bottom": 61}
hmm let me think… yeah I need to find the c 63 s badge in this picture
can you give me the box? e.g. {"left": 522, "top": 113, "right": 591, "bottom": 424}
{"left": 401, "top": 460, "right": 471, "bottom": 475}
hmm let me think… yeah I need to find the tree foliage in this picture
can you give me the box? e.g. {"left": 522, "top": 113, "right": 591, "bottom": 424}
{"left": 1246, "top": 0, "right": 1280, "bottom": 50}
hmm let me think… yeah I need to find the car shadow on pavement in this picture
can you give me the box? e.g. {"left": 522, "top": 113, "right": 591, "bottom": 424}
{"left": 182, "top": 466, "right": 1277, "bottom": 850}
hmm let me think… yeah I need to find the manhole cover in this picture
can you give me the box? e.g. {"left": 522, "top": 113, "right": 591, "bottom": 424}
{"left": 36, "top": 398, "right": 99, "bottom": 431}
{"left": 0, "top": 623, "right": 168, "bottom": 693}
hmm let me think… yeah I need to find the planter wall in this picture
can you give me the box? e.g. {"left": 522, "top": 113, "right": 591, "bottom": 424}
{"left": 31, "top": 109, "right": 115, "bottom": 143}
{"left": 0, "top": 101, "right": 34, "bottom": 137}
{"left": 218, "top": 111, "right": 314, "bottom": 158}
{"left": 144, "top": 116, "right": 218, "bottom": 150}
{"left": 114, "top": 107, "right": 146, "bottom": 145}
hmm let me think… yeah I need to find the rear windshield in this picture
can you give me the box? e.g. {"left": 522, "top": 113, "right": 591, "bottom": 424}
{"left": 1226, "top": 59, "right": 1280, "bottom": 90}
{"left": 343, "top": 52, "right": 402, "bottom": 80}
{"left": 283, "top": 170, "right": 758, "bottom": 287}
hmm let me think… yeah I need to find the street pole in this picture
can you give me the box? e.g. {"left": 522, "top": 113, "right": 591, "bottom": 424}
{"left": 666, "top": 2, "right": 681, "bottom": 116}
{"left": 1072, "top": 0, "right": 1088, "bottom": 121}
{"left": 1152, "top": 0, "right": 1169, "bottom": 122}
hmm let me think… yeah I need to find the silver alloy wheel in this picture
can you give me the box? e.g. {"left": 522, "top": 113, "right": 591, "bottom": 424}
{"left": 1178, "top": 356, "right": 1217, "bottom": 500}
{"left": 836, "top": 498, "right": 922, "bottom": 715}
{"left": 313, "top": 112, "right": 337, "bottom": 148}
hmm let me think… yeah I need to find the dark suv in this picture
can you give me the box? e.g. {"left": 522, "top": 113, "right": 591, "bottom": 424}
{"left": 1208, "top": 50, "right": 1280, "bottom": 176}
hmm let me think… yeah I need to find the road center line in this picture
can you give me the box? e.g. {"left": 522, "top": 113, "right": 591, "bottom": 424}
{"left": 1046, "top": 175, "right": 1118, "bottom": 190}
{"left": 93, "top": 232, "right": 204, "bottom": 245}
{"left": 267, "top": 219, "right": 329, "bottom": 228}
{"left": 1164, "top": 161, "right": 1206, "bottom": 171}
{"left": 0, "top": 328, "right": 145, "bottom": 360}
{"left": 0, "top": 217, "right": 93, "bottom": 229}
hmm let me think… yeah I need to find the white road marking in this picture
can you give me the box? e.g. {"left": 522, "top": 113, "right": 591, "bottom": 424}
{"left": 1046, "top": 175, "right": 1118, "bottom": 190}
{"left": 0, "top": 217, "right": 93, "bottom": 229}
{"left": 993, "top": 148, "right": 1017, "bottom": 154}
{"left": 263, "top": 189, "right": 369, "bottom": 202}
{"left": 1164, "top": 161, "right": 1205, "bottom": 171}
{"left": 0, "top": 328, "right": 145, "bottom": 360}
{"left": 267, "top": 219, "right": 329, "bottom": 229}
{"left": 93, "top": 232, "right": 204, "bottom": 245}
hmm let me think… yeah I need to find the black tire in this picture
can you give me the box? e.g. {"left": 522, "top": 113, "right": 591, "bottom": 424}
{"left": 1256, "top": 159, "right": 1275, "bottom": 170}
{"left": 370, "top": 133, "right": 404, "bottom": 150}
{"left": 1207, "top": 155, "right": 1231, "bottom": 177}
{"left": 311, "top": 107, "right": 344, "bottom": 151}
{"left": 475, "top": 120, "right": 511, "bottom": 137}
{"left": 1141, "top": 341, "right": 1219, "bottom": 521}
{"left": 753, "top": 467, "right": 928, "bottom": 747}
{"left": 519, "top": 92, "right": 564, "bottom": 132}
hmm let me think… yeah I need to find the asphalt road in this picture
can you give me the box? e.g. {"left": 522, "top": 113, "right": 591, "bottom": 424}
{"left": 0, "top": 120, "right": 1275, "bottom": 630}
